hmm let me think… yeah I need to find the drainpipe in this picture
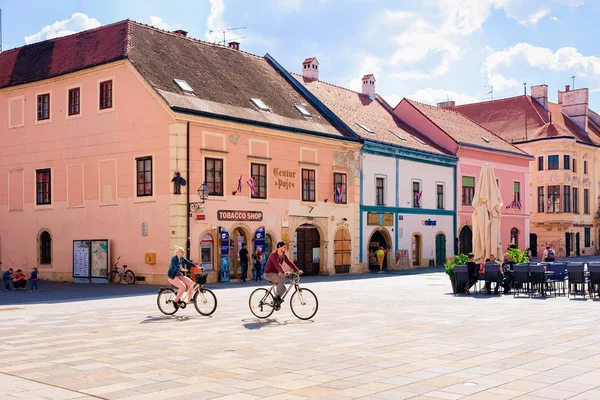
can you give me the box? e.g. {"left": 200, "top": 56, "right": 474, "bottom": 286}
{"left": 186, "top": 121, "right": 191, "bottom": 259}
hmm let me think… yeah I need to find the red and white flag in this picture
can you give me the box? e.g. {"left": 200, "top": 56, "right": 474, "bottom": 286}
{"left": 415, "top": 191, "right": 423, "bottom": 207}
{"left": 247, "top": 177, "right": 255, "bottom": 196}
{"left": 236, "top": 175, "right": 243, "bottom": 193}
{"left": 336, "top": 185, "right": 343, "bottom": 203}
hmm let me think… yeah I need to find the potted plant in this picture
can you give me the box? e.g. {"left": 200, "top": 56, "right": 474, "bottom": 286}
{"left": 507, "top": 248, "right": 528, "bottom": 264}
{"left": 445, "top": 254, "right": 469, "bottom": 293}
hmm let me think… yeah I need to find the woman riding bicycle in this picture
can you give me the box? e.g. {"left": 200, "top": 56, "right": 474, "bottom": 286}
{"left": 168, "top": 246, "right": 200, "bottom": 306}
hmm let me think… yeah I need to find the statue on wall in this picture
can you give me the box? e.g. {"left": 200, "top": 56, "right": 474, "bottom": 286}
{"left": 172, "top": 171, "right": 187, "bottom": 195}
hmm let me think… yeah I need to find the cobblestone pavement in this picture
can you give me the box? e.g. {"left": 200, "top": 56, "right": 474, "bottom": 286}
{"left": 1, "top": 271, "right": 600, "bottom": 400}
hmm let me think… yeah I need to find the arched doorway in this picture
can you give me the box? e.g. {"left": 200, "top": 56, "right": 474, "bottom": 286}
{"left": 530, "top": 233, "right": 538, "bottom": 257}
{"left": 39, "top": 230, "right": 52, "bottom": 265}
{"left": 233, "top": 228, "right": 248, "bottom": 279}
{"left": 200, "top": 234, "right": 215, "bottom": 271}
{"left": 412, "top": 234, "right": 422, "bottom": 267}
{"left": 334, "top": 228, "right": 351, "bottom": 274}
{"left": 368, "top": 230, "right": 389, "bottom": 270}
{"left": 459, "top": 226, "right": 473, "bottom": 255}
{"left": 294, "top": 224, "right": 321, "bottom": 275}
{"left": 510, "top": 227, "right": 519, "bottom": 248}
{"left": 435, "top": 233, "right": 446, "bottom": 266}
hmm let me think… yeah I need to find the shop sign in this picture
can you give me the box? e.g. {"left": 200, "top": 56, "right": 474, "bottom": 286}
{"left": 395, "top": 250, "right": 409, "bottom": 267}
{"left": 273, "top": 168, "right": 297, "bottom": 190}
{"left": 336, "top": 221, "right": 349, "bottom": 228}
{"left": 422, "top": 219, "right": 437, "bottom": 226}
{"left": 398, "top": 215, "right": 404, "bottom": 221}
{"left": 217, "top": 210, "right": 263, "bottom": 221}
{"left": 367, "top": 212, "right": 394, "bottom": 226}
{"left": 219, "top": 228, "right": 229, "bottom": 256}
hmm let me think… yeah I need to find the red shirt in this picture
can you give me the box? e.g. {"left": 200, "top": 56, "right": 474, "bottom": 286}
{"left": 264, "top": 252, "right": 299, "bottom": 274}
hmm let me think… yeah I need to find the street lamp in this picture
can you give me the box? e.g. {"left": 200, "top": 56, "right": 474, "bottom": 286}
{"left": 190, "top": 183, "right": 210, "bottom": 212}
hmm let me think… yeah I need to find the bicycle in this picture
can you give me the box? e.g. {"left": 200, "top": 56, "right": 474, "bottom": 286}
{"left": 157, "top": 269, "right": 217, "bottom": 316}
{"left": 249, "top": 271, "right": 318, "bottom": 320}
{"left": 108, "top": 256, "right": 136, "bottom": 284}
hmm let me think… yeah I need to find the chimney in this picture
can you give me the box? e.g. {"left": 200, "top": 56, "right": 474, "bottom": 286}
{"left": 530, "top": 84, "right": 548, "bottom": 110}
{"left": 172, "top": 29, "right": 188, "bottom": 37}
{"left": 228, "top": 41, "right": 240, "bottom": 50}
{"left": 561, "top": 87, "right": 589, "bottom": 132}
{"left": 361, "top": 74, "right": 376, "bottom": 99}
{"left": 437, "top": 100, "right": 455, "bottom": 109}
{"left": 302, "top": 57, "right": 319, "bottom": 80}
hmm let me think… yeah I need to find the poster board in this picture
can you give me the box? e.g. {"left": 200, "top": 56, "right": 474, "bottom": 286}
{"left": 73, "top": 240, "right": 91, "bottom": 281}
{"left": 90, "top": 240, "right": 109, "bottom": 281}
{"left": 73, "top": 239, "right": 109, "bottom": 283}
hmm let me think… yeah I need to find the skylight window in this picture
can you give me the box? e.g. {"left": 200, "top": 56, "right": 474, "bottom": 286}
{"left": 174, "top": 79, "right": 194, "bottom": 94}
{"left": 295, "top": 105, "right": 311, "bottom": 117}
{"left": 481, "top": 136, "right": 491, "bottom": 143}
{"left": 411, "top": 135, "right": 428, "bottom": 146}
{"left": 251, "top": 98, "right": 270, "bottom": 111}
{"left": 356, "top": 122, "right": 374, "bottom": 134}
{"left": 388, "top": 130, "right": 407, "bottom": 141}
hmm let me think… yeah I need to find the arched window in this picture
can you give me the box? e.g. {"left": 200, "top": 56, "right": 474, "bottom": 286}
{"left": 40, "top": 231, "right": 52, "bottom": 265}
{"left": 510, "top": 227, "right": 519, "bottom": 249}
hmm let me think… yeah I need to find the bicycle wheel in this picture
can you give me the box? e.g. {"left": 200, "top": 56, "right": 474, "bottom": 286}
{"left": 249, "top": 288, "right": 275, "bottom": 319}
{"left": 157, "top": 288, "right": 179, "bottom": 315}
{"left": 124, "top": 270, "right": 136, "bottom": 285}
{"left": 290, "top": 288, "right": 318, "bottom": 320}
{"left": 108, "top": 270, "right": 121, "bottom": 284}
{"left": 193, "top": 288, "right": 217, "bottom": 316}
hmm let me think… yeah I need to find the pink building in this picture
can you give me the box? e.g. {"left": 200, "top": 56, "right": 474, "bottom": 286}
{"left": 394, "top": 99, "right": 533, "bottom": 255}
{"left": 0, "top": 21, "right": 362, "bottom": 283}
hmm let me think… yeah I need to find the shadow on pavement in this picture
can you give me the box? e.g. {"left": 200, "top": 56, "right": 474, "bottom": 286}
{"left": 140, "top": 315, "right": 193, "bottom": 323}
{"left": 242, "top": 318, "right": 314, "bottom": 330}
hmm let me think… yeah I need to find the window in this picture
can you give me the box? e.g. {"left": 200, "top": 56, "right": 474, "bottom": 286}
{"left": 481, "top": 136, "right": 490, "bottom": 143}
{"left": 548, "top": 155, "right": 559, "bottom": 170}
{"left": 388, "top": 130, "right": 407, "bottom": 141}
{"left": 100, "top": 80, "right": 113, "bottom": 110}
{"left": 573, "top": 187, "right": 579, "bottom": 214}
{"left": 356, "top": 122, "right": 374, "bottom": 134}
{"left": 510, "top": 227, "right": 519, "bottom": 248}
{"left": 37, "top": 94, "right": 50, "bottom": 120}
{"left": 513, "top": 182, "right": 520, "bottom": 204}
{"left": 573, "top": 159, "right": 577, "bottom": 173}
{"left": 538, "top": 156, "right": 543, "bottom": 171}
{"left": 205, "top": 158, "right": 223, "bottom": 196}
{"left": 251, "top": 163, "right": 267, "bottom": 199}
{"left": 584, "top": 161, "right": 588, "bottom": 175}
{"left": 563, "top": 185, "right": 571, "bottom": 212}
{"left": 136, "top": 157, "right": 153, "bottom": 196}
{"left": 537, "top": 187, "right": 544, "bottom": 213}
{"left": 174, "top": 79, "right": 194, "bottom": 93}
{"left": 40, "top": 231, "right": 52, "bottom": 265}
{"left": 437, "top": 184, "right": 444, "bottom": 209}
{"left": 564, "top": 155, "right": 570, "bottom": 170}
{"left": 250, "top": 98, "right": 270, "bottom": 111}
{"left": 334, "top": 173, "right": 347, "bottom": 204}
{"left": 68, "top": 88, "right": 80, "bottom": 116}
{"left": 462, "top": 176, "right": 475, "bottom": 205}
{"left": 294, "top": 105, "right": 311, "bottom": 117}
{"left": 302, "top": 169, "right": 316, "bottom": 202}
{"left": 376, "top": 177, "right": 385, "bottom": 206}
{"left": 585, "top": 228, "right": 591, "bottom": 247}
{"left": 411, "top": 135, "right": 428, "bottom": 146}
{"left": 584, "top": 188, "right": 589, "bottom": 214}
{"left": 547, "top": 185, "right": 560, "bottom": 213}
{"left": 412, "top": 181, "right": 421, "bottom": 208}
{"left": 36, "top": 169, "right": 51, "bottom": 205}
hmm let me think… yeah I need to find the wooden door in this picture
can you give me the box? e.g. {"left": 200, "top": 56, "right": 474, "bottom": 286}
{"left": 334, "top": 229, "right": 351, "bottom": 274}
{"left": 295, "top": 225, "right": 320, "bottom": 275}
{"left": 435, "top": 234, "right": 446, "bottom": 266}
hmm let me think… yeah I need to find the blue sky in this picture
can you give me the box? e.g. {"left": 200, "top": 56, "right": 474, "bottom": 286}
{"left": 1, "top": 0, "right": 600, "bottom": 110}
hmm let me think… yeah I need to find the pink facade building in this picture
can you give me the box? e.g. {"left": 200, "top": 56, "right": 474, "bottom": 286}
{"left": 0, "top": 21, "right": 362, "bottom": 283}
{"left": 394, "top": 99, "right": 533, "bottom": 255}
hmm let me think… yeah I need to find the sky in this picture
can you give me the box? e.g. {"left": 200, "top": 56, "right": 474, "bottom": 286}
{"left": 1, "top": 0, "right": 600, "bottom": 110}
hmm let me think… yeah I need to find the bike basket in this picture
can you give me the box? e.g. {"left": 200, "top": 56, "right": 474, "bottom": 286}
{"left": 195, "top": 273, "right": 208, "bottom": 285}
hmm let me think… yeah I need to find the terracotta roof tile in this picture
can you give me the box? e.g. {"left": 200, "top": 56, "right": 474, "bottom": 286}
{"left": 405, "top": 99, "right": 527, "bottom": 155}
{"left": 292, "top": 74, "right": 446, "bottom": 155}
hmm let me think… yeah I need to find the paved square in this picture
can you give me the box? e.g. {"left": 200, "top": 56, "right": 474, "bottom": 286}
{"left": 1, "top": 271, "right": 600, "bottom": 399}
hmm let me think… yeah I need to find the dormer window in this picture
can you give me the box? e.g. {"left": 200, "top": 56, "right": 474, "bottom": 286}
{"left": 356, "top": 122, "right": 374, "bottom": 134}
{"left": 251, "top": 98, "right": 270, "bottom": 111}
{"left": 174, "top": 79, "right": 194, "bottom": 94}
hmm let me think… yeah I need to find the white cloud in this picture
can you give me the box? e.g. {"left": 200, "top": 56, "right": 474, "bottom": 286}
{"left": 519, "top": 8, "right": 550, "bottom": 25}
{"left": 405, "top": 88, "right": 478, "bottom": 106}
{"left": 149, "top": 16, "right": 172, "bottom": 31}
{"left": 24, "top": 13, "right": 101, "bottom": 44}
{"left": 381, "top": 94, "right": 403, "bottom": 108}
{"left": 348, "top": 55, "right": 381, "bottom": 91}
{"left": 205, "top": 0, "right": 226, "bottom": 43}
{"left": 551, "top": 16, "right": 560, "bottom": 21}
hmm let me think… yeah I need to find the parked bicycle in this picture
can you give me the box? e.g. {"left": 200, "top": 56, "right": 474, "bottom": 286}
{"left": 249, "top": 271, "right": 318, "bottom": 320}
{"left": 157, "top": 269, "right": 217, "bottom": 316}
{"left": 108, "top": 256, "right": 136, "bottom": 284}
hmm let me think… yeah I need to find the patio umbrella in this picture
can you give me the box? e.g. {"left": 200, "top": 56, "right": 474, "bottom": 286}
{"left": 471, "top": 164, "right": 503, "bottom": 263}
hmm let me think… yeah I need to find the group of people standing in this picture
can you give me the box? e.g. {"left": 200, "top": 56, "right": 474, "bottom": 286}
{"left": 2, "top": 267, "right": 39, "bottom": 292}
{"left": 238, "top": 243, "right": 267, "bottom": 284}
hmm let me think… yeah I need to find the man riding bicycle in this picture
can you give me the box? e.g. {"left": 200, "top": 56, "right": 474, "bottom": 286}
{"left": 168, "top": 246, "right": 201, "bottom": 306}
{"left": 264, "top": 242, "right": 300, "bottom": 307}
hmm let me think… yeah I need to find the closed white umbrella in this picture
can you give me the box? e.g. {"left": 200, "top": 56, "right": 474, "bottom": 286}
{"left": 472, "top": 164, "right": 503, "bottom": 263}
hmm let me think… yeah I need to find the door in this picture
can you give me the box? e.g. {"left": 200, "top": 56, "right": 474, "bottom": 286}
{"left": 334, "top": 229, "right": 351, "bottom": 274}
{"left": 295, "top": 224, "right": 320, "bottom": 276}
{"left": 368, "top": 231, "right": 388, "bottom": 270}
{"left": 565, "top": 233, "right": 571, "bottom": 257}
{"left": 412, "top": 234, "right": 422, "bottom": 266}
{"left": 435, "top": 234, "right": 446, "bottom": 266}
{"left": 459, "top": 226, "right": 472, "bottom": 255}
{"left": 530, "top": 234, "right": 538, "bottom": 257}
{"left": 576, "top": 232, "right": 581, "bottom": 256}
{"left": 233, "top": 228, "right": 247, "bottom": 279}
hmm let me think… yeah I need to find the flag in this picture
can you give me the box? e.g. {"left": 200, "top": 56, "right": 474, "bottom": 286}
{"left": 415, "top": 191, "right": 422, "bottom": 207}
{"left": 506, "top": 201, "right": 515, "bottom": 209}
{"left": 247, "top": 177, "right": 255, "bottom": 196}
{"left": 236, "top": 175, "right": 243, "bottom": 194}
{"left": 516, "top": 200, "right": 522, "bottom": 209}
{"left": 336, "top": 185, "right": 343, "bottom": 203}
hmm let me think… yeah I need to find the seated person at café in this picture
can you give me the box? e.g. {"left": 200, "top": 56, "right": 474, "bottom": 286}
{"left": 464, "top": 253, "right": 479, "bottom": 295}
{"left": 484, "top": 254, "right": 503, "bottom": 295}
{"left": 13, "top": 269, "right": 27, "bottom": 290}
{"left": 501, "top": 253, "right": 514, "bottom": 294}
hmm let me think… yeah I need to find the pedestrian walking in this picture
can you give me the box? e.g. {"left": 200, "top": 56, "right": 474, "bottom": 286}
{"left": 239, "top": 243, "right": 249, "bottom": 283}
{"left": 253, "top": 248, "right": 263, "bottom": 284}
{"left": 30, "top": 268, "right": 39, "bottom": 292}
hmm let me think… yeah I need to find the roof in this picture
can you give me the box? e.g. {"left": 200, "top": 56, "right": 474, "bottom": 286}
{"left": 362, "top": 74, "right": 375, "bottom": 80}
{"left": 0, "top": 20, "right": 347, "bottom": 139}
{"left": 303, "top": 57, "right": 318, "bottom": 64}
{"left": 404, "top": 99, "right": 529, "bottom": 156}
{"left": 292, "top": 74, "right": 447, "bottom": 155}
{"left": 452, "top": 95, "right": 600, "bottom": 146}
